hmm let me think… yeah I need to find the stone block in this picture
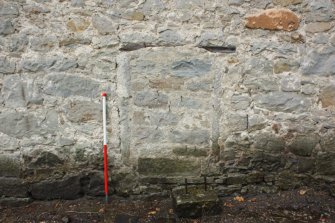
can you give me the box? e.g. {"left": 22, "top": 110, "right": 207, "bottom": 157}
{"left": 172, "top": 147, "right": 208, "bottom": 157}
{"left": 66, "top": 18, "right": 90, "bottom": 32}
{"left": 273, "top": 59, "right": 300, "bottom": 74}
{"left": 0, "top": 177, "right": 28, "bottom": 197}
{"left": 316, "top": 152, "right": 335, "bottom": 176}
{"left": 253, "top": 133, "right": 285, "bottom": 154}
{"left": 246, "top": 9, "right": 299, "bottom": 31}
{"left": 272, "top": 0, "right": 302, "bottom": 6}
{"left": 0, "top": 18, "right": 14, "bottom": 35}
{"left": 0, "top": 56, "right": 16, "bottom": 74}
{"left": 30, "top": 175, "right": 82, "bottom": 200}
{"left": 30, "top": 36, "right": 57, "bottom": 52}
{"left": 28, "top": 151, "right": 64, "bottom": 168}
{"left": 134, "top": 91, "right": 168, "bottom": 108}
{"left": 302, "top": 47, "right": 335, "bottom": 76}
{"left": 138, "top": 158, "right": 201, "bottom": 176}
{"left": 225, "top": 113, "right": 248, "bottom": 132}
{"left": 64, "top": 101, "right": 102, "bottom": 123}
{"left": 0, "top": 155, "right": 21, "bottom": 177}
{"left": 275, "top": 171, "right": 302, "bottom": 190}
{"left": 320, "top": 85, "right": 335, "bottom": 107}
{"left": 149, "top": 112, "right": 179, "bottom": 126}
{"left": 44, "top": 73, "right": 100, "bottom": 98}
{"left": 305, "top": 22, "right": 333, "bottom": 33}
{"left": 169, "top": 129, "right": 210, "bottom": 145}
{"left": 288, "top": 135, "right": 319, "bottom": 157}
{"left": 0, "top": 2, "right": 19, "bottom": 18}
{"left": 254, "top": 92, "right": 311, "bottom": 112}
{"left": 171, "top": 59, "right": 211, "bottom": 78}
{"left": 92, "top": 15, "right": 116, "bottom": 35}
{"left": 149, "top": 77, "right": 184, "bottom": 90}
{"left": 231, "top": 95, "right": 251, "bottom": 110}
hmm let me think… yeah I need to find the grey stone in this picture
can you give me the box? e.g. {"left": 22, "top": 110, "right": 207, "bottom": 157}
{"left": 0, "top": 56, "right": 15, "bottom": 74}
{"left": 319, "top": 85, "right": 335, "bottom": 107}
{"left": 172, "top": 147, "right": 208, "bottom": 157}
{"left": 225, "top": 113, "right": 248, "bottom": 132}
{"left": 248, "top": 114, "right": 266, "bottom": 131}
{"left": 0, "top": 197, "right": 31, "bottom": 206}
{"left": 228, "top": 0, "right": 244, "bottom": 6}
{"left": 0, "top": 155, "right": 21, "bottom": 177}
{"left": 0, "top": 177, "right": 28, "bottom": 197}
{"left": 231, "top": 95, "right": 251, "bottom": 110}
{"left": 171, "top": 59, "right": 211, "bottom": 78}
{"left": 226, "top": 173, "right": 247, "bottom": 185}
{"left": 276, "top": 171, "right": 302, "bottom": 190}
{"left": 142, "top": 0, "right": 165, "bottom": 12}
{"left": 302, "top": 47, "right": 335, "bottom": 76}
{"left": 305, "top": 12, "right": 335, "bottom": 23}
{"left": 23, "top": 3, "right": 50, "bottom": 14}
{"left": 253, "top": 133, "right": 285, "bottom": 154}
{"left": 0, "top": 112, "right": 39, "bottom": 138}
{"left": 301, "top": 84, "right": 317, "bottom": 95}
{"left": 0, "top": 19, "right": 15, "bottom": 35}
{"left": 71, "top": 0, "right": 85, "bottom": 7}
{"left": 30, "top": 174, "right": 82, "bottom": 199}
{"left": 0, "top": 3, "right": 19, "bottom": 18}
{"left": 133, "top": 126, "right": 163, "bottom": 144}
{"left": 169, "top": 129, "right": 210, "bottom": 145}
{"left": 172, "top": 97, "right": 203, "bottom": 109}
{"left": 281, "top": 76, "right": 301, "bottom": 92}
{"left": 244, "top": 76, "right": 279, "bottom": 92}
{"left": 138, "top": 157, "right": 201, "bottom": 176}
{"left": 64, "top": 101, "right": 102, "bottom": 123}
{"left": 30, "top": 36, "right": 57, "bottom": 52}
{"left": 254, "top": 92, "right": 311, "bottom": 112}
{"left": 272, "top": 0, "right": 302, "bottom": 6}
{"left": 316, "top": 152, "right": 335, "bottom": 175}
{"left": 3, "top": 75, "right": 43, "bottom": 108}
{"left": 158, "top": 29, "right": 182, "bottom": 46}
{"left": 288, "top": 135, "right": 319, "bottom": 156}
{"left": 186, "top": 80, "right": 212, "bottom": 92}
{"left": 7, "top": 34, "right": 28, "bottom": 52}
{"left": 21, "top": 56, "right": 56, "bottom": 72}
{"left": 273, "top": 59, "right": 300, "bottom": 74}
{"left": 0, "top": 134, "right": 19, "bottom": 151}
{"left": 245, "top": 57, "right": 272, "bottom": 75}
{"left": 150, "top": 112, "right": 179, "bottom": 126}
{"left": 119, "top": 32, "right": 156, "bottom": 51}
{"left": 305, "top": 22, "right": 333, "bottom": 33}
{"left": 134, "top": 91, "right": 168, "bottom": 108}
{"left": 308, "top": 0, "right": 333, "bottom": 10}
{"left": 175, "top": 0, "right": 203, "bottom": 8}
{"left": 92, "top": 15, "right": 116, "bottom": 35}
{"left": 294, "top": 157, "right": 315, "bottom": 173}
{"left": 44, "top": 73, "right": 100, "bottom": 98}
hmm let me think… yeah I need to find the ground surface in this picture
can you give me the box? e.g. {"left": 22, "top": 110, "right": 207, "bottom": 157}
{"left": 1, "top": 188, "right": 335, "bottom": 223}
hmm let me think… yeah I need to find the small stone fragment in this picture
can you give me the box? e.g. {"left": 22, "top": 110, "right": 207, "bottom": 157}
{"left": 305, "top": 22, "right": 333, "bottom": 33}
{"left": 246, "top": 9, "right": 300, "bottom": 31}
{"left": 320, "top": 85, "right": 335, "bottom": 107}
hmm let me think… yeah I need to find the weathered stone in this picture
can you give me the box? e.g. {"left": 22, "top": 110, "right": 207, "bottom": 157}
{"left": 158, "top": 29, "right": 182, "bottom": 46}
{"left": 172, "top": 187, "right": 221, "bottom": 218}
{"left": 316, "top": 152, "right": 335, "bottom": 175}
{"left": 138, "top": 158, "right": 201, "bottom": 176}
{"left": 246, "top": 9, "right": 299, "bottom": 31}
{"left": 253, "top": 133, "right": 285, "bottom": 154}
{"left": 248, "top": 115, "right": 266, "bottom": 131}
{"left": 273, "top": 59, "right": 300, "bottom": 74}
{"left": 186, "top": 79, "right": 212, "bottom": 92}
{"left": 0, "top": 19, "right": 14, "bottom": 35}
{"left": 308, "top": 0, "right": 334, "bottom": 10}
{"left": 226, "top": 173, "right": 247, "bottom": 185}
{"left": 92, "top": 15, "right": 116, "bottom": 35}
{"left": 0, "top": 155, "right": 21, "bottom": 177}
{"left": 302, "top": 47, "right": 335, "bottom": 76}
{"left": 134, "top": 91, "right": 168, "bottom": 108}
{"left": 281, "top": 76, "right": 300, "bottom": 92}
{"left": 169, "top": 129, "right": 210, "bottom": 145}
{"left": 60, "top": 36, "right": 91, "bottom": 47}
{"left": 228, "top": 0, "right": 244, "bottom": 6}
{"left": 172, "top": 97, "right": 203, "bottom": 109}
{"left": 0, "top": 3, "right": 19, "bottom": 18}
{"left": 67, "top": 18, "right": 90, "bottom": 32}
{"left": 28, "top": 151, "right": 63, "bottom": 168}
{"left": 171, "top": 59, "right": 211, "bottom": 78}
{"left": 149, "top": 112, "right": 179, "bottom": 126}
{"left": 305, "top": 22, "right": 333, "bottom": 33}
{"left": 224, "top": 113, "right": 248, "bottom": 132}
{"left": 0, "top": 112, "right": 38, "bottom": 138}
{"left": 247, "top": 171, "right": 264, "bottom": 183}
{"left": 44, "top": 73, "right": 100, "bottom": 98}
{"left": 71, "top": 0, "right": 85, "bottom": 7}
{"left": 288, "top": 135, "right": 319, "bottom": 157}
{"left": 294, "top": 157, "right": 315, "bottom": 173}
{"left": 30, "top": 175, "right": 82, "bottom": 200}
{"left": 301, "top": 84, "right": 317, "bottom": 95}
{"left": 0, "top": 197, "right": 32, "bottom": 207}
{"left": 245, "top": 57, "right": 272, "bottom": 75}
{"left": 0, "top": 134, "right": 19, "bottom": 151}
{"left": 149, "top": 77, "right": 184, "bottom": 90}
{"left": 91, "top": 35, "right": 118, "bottom": 48}
{"left": 0, "top": 177, "right": 28, "bottom": 197}
{"left": 22, "top": 55, "right": 77, "bottom": 72}
{"left": 231, "top": 95, "right": 251, "bottom": 110}
{"left": 29, "top": 36, "right": 57, "bottom": 52}
{"left": 126, "top": 11, "right": 145, "bottom": 21}
{"left": 119, "top": 31, "right": 156, "bottom": 50}
{"left": 272, "top": 0, "right": 302, "bottom": 6}
{"left": 173, "top": 147, "right": 208, "bottom": 157}
{"left": 254, "top": 92, "right": 311, "bottom": 112}
{"left": 23, "top": 3, "right": 50, "bottom": 14}
{"left": 64, "top": 101, "right": 102, "bottom": 123}
{"left": 275, "top": 171, "right": 302, "bottom": 190}
{"left": 0, "top": 56, "right": 15, "bottom": 74}
{"left": 319, "top": 85, "right": 335, "bottom": 107}
{"left": 133, "top": 126, "right": 163, "bottom": 144}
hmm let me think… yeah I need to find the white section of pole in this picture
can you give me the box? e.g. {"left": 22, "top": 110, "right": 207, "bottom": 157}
{"left": 102, "top": 94, "right": 107, "bottom": 145}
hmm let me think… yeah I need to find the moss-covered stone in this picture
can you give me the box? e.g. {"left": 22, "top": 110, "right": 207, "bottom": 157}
{"left": 138, "top": 158, "right": 201, "bottom": 176}
{"left": 0, "top": 155, "right": 20, "bottom": 177}
{"left": 288, "top": 135, "right": 319, "bottom": 157}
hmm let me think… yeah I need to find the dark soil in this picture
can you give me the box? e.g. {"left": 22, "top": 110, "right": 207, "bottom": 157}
{"left": 1, "top": 188, "right": 335, "bottom": 223}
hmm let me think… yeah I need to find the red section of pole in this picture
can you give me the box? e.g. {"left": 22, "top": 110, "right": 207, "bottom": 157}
{"left": 103, "top": 144, "right": 109, "bottom": 200}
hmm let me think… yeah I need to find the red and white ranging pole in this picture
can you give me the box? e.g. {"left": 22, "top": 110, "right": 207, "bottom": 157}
{"left": 102, "top": 92, "right": 109, "bottom": 203}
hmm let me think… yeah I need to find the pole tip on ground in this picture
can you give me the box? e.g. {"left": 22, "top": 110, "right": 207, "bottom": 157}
{"left": 101, "top": 92, "right": 107, "bottom": 97}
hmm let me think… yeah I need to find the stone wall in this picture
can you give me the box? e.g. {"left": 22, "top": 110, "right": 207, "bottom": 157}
{"left": 1, "top": 0, "right": 335, "bottom": 201}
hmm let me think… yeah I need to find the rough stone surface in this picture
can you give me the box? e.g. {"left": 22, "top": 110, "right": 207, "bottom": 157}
{"left": 246, "top": 9, "right": 300, "bottom": 31}
{"left": 0, "top": 0, "right": 334, "bottom": 200}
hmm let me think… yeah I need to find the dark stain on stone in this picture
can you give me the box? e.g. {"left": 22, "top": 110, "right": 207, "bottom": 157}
{"left": 199, "top": 46, "right": 236, "bottom": 53}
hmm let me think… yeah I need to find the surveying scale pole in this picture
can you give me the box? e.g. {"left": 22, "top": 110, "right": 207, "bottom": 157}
{"left": 102, "top": 92, "right": 109, "bottom": 204}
